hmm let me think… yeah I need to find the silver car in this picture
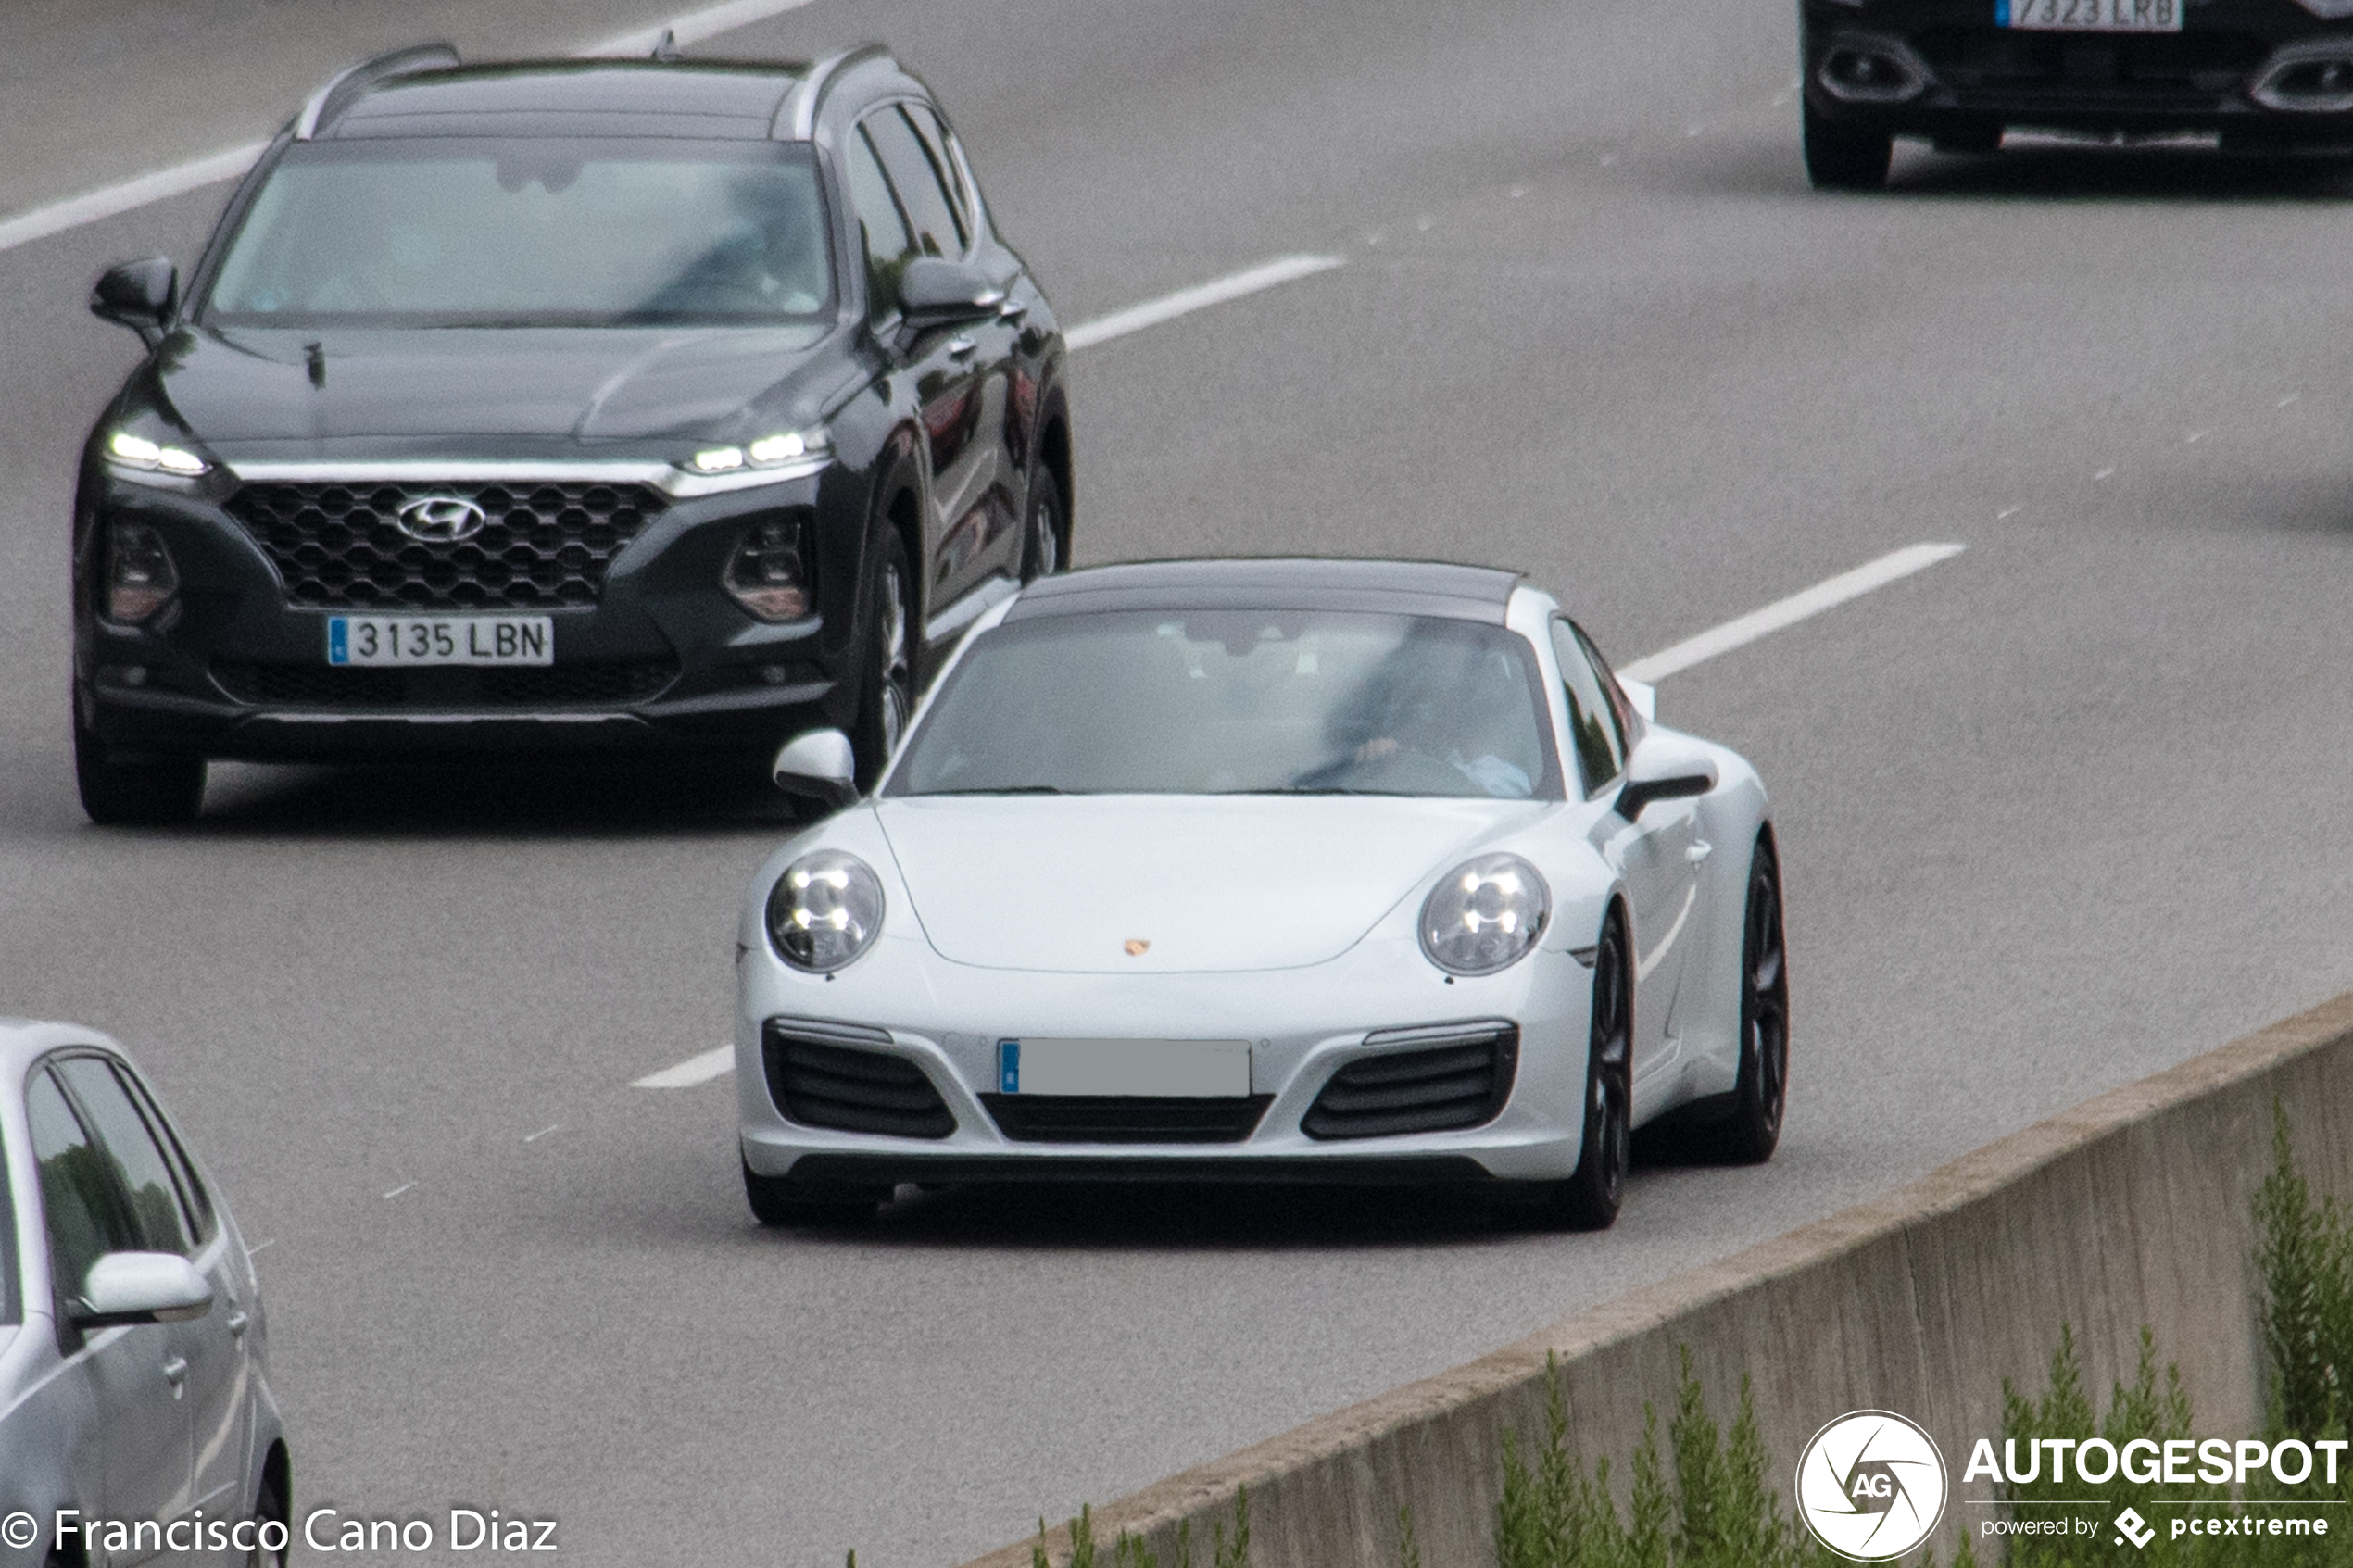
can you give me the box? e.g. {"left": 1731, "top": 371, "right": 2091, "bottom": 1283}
{"left": 0, "top": 1022, "right": 287, "bottom": 1567}
{"left": 736, "top": 558, "right": 1788, "bottom": 1230}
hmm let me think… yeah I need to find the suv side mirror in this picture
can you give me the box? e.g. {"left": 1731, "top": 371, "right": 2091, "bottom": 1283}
{"left": 772, "top": 728, "right": 860, "bottom": 808}
{"left": 68, "top": 1251, "right": 213, "bottom": 1329}
{"left": 92, "top": 258, "right": 179, "bottom": 345}
{"left": 898, "top": 257, "right": 1003, "bottom": 328}
{"left": 1616, "top": 733, "right": 1718, "bottom": 821}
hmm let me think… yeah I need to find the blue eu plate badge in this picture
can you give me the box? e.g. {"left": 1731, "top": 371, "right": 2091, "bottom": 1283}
{"left": 998, "top": 1040, "right": 1020, "bottom": 1094}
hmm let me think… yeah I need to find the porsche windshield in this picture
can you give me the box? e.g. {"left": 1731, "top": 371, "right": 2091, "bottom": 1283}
{"left": 203, "top": 139, "right": 834, "bottom": 326}
{"left": 891, "top": 610, "right": 1561, "bottom": 799}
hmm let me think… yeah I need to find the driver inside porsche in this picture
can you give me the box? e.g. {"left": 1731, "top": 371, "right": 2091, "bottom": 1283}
{"left": 1322, "top": 639, "right": 1539, "bottom": 799}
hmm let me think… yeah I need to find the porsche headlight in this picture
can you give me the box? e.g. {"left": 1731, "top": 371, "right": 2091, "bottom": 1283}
{"left": 767, "top": 850, "right": 885, "bottom": 972}
{"left": 1419, "top": 853, "right": 1549, "bottom": 975}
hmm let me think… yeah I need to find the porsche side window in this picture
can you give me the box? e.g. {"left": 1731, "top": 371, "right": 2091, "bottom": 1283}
{"left": 1551, "top": 620, "right": 1626, "bottom": 797}
{"left": 863, "top": 107, "right": 963, "bottom": 259}
{"left": 846, "top": 128, "right": 914, "bottom": 322}
{"left": 54, "top": 1056, "right": 194, "bottom": 1258}
{"left": 1571, "top": 621, "right": 1637, "bottom": 753}
{"left": 26, "top": 1068, "right": 139, "bottom": 1300}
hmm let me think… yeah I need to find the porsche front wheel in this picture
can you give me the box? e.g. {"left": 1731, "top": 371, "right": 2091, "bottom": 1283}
{"left": 1523, "top": 910, "right": 1633, "bottom": 1232}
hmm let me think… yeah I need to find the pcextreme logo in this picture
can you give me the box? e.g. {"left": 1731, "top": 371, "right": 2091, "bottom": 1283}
{"left": 1795, "top": 1411, "right": 1950, "bottom": 1562}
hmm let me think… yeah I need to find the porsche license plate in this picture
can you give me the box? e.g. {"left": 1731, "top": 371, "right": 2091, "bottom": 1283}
{"left": 327, "top": 615, "right": 553, "bottom": 667}
{"left": 1998, "top": 0, "right": 2180, "bottom": 31}
{"left": 996, "top": 1038, "right": 1252, "bottom": 1098}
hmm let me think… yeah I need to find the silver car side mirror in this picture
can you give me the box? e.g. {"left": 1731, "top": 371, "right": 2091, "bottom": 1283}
{"left": 69, "top": 1251, "right": 214, "bottom": 1329}
{"left": 771, "top": 728, "right": 860, "bottom": 808}
{"left": 1616, "top": 733, "right": 1718, "bottom": 821}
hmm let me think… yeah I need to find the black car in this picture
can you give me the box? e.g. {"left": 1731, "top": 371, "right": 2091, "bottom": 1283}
{"left": 1801, "top": 0, "right": 2353, "bottom": 186}
{"left": 75, "top": 41, "right": 1072, "bottom": 822}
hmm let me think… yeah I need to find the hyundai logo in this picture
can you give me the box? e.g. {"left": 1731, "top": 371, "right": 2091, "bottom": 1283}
{"left": 395, "top": 495, "right": 488, "bottom": 544}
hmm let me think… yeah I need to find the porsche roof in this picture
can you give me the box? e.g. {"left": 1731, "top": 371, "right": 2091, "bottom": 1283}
{"left": 1004, "top": 558, "right": 1523, "bottom": 624}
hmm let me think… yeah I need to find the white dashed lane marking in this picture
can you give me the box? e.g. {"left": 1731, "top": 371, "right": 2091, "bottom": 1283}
{"left": 1063, "top": 255, "right": 1348, "bottom": 352}
{"left": 1619, "top": 543, "right": 1968, "bottom": 684}
{"left": 635, "top": 1046, "right": 735, "bottom": 1089}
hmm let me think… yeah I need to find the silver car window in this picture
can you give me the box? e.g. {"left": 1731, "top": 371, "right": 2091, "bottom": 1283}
{"left": 121, "top": 1067, "right": 215, "bottom": 1245}
{"left": 891, "top": 609, "right": 1563, "bottom": 800}
{"left": 0, "top": 1104, "right": 15, "bottom": 1326}
{"left": 53, "top": 1057, "right": 194, "bottom": 1259}
{"left": 26, "top": 1069, "right": 140, "bottom": 1301}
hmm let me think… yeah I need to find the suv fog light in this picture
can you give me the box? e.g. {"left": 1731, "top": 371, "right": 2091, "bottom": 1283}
{"left": 723, "top": 519, "right": 811, "bottom": 621}
{"left": 105, "top": 522, "right": 179, "bottom": 622}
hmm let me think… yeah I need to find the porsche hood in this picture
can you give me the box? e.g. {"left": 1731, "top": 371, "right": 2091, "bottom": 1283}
{"left": 874, "top": 795, "right": 1544, "bottom": 973}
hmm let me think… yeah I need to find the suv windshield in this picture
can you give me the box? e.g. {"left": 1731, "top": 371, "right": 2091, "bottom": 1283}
{"left": 204, "top": 139, "right": 834, "bottom": 327}
{"left": 889, "top": 610, "right": 1560, "bottom": 800}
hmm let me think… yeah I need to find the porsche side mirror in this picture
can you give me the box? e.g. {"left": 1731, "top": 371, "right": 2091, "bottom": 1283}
{"left": 69, "top": 1251, "right": 213, "bottom": 1329}
{"left": 92, "top": 257, "right": 179, "bottom": 345}
{"left": 1615, "top": 734, "right": 1718, "bottom": 820}
{"left": 899, "top": 257, "right": 1004, "bottom": 328}
{"left": 772, "top": 728, "right": 860, "bottom": 808}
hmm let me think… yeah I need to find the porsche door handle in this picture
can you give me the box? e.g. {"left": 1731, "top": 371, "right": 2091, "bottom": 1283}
{"left": 162, "top": 1356, "right": 189, "bottom": 1386}
{"left": 1686, "top": 840, "right": 1713, "bottom": 865}
{"left": 946, "top": 336, "right": 978, "bottom": 359}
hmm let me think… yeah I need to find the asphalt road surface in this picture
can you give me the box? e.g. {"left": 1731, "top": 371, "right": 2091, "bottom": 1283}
{"left": 5, "top": 0, "right": 2353, "bottom": 1562}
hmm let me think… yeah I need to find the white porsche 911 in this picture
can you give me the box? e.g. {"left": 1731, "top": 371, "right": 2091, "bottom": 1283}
{"left": 734, "top": 558, "right": 1786, "bottom": 1229}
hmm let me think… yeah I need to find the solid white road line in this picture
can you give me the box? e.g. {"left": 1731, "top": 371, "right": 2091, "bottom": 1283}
{"left": 584, "top": 0, "right": 823, "bottom": 57}
{"left": 1618, "top": 543, "right": 1966, "bottom": 684}
{"left": 0, "top": 0, "right": 826, "bottom": 255}
{"left": 1064, "top": 255, "right": 1348, "bottom": 351}
{"left": 0, "top": 142, "right": 271, "bottom": 255}
{"left": 635, "top": 1046, "right": 735, "bottom": 1088}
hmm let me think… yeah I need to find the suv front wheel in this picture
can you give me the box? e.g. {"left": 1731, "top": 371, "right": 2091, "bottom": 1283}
{"left": 1803, "top": 97, "right": 1894, "bottom": 191}
{"left": 852, "top": 533, "right": 915, "bottom": 788}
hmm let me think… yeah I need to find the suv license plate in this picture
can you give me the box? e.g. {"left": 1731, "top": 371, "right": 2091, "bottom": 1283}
{"left": 327, "top": 615, "right": 554, "bottom": 667}
{"left": 1998, "top": 0, "right": 2180, "bottom": 30}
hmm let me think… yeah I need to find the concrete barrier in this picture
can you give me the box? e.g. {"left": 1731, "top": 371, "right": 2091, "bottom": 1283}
{"left": 963, "top": 989, "right": 2353, "bottom": 1568}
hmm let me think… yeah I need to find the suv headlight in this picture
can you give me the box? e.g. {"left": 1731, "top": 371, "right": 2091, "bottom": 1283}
{"left": 1419, "top": 853, "right": 1549, "bottom": 976}
{"left": 106, "top": 429, "right": 210, "bottom": 478}
{"left": 687, "top": 426, "right": 831, "bottom": 476}
{"left": 767, "top": 850, "right": 885, "bottom": 972}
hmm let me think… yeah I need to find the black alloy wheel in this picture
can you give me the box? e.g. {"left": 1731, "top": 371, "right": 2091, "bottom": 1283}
{"left": 743, "top": 1158, "right": 887, "bottom": 1227}
{"left": 1021, "top": 469, "right": 1064, "bottom": 583}
{"left": 1557, "top": 911, "right": 1633, "bottom": 1230}
{"left": 1703, "top": 832, "right": 1791, "bottom": 1164}
{"left": 1803, "top": 97, "right": 1894, "bottom": 191}
{"left": 852, "top": 533, "right": 915, "bottom": 789}
{"left": 73, "top": 704, "right": 205, "bottom": 826}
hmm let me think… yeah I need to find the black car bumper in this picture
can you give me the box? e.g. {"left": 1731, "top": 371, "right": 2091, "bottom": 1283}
{"left": 77, "top": 460, "right": 863, "bottom": 763}
{"left": 1803, "top": 0, "right": 2353, "bottom": 135}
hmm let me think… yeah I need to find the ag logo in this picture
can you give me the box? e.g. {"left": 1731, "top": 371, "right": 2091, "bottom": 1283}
{"left": 1795, "top": 1410, "right": 1948, "bottom": 1561}
{"left": 395, "top": 494, "right": 487, "bottom": 544}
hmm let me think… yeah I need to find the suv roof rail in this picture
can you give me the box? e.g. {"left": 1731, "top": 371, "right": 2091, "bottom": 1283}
{"left": 774, "top": 42, "right": 891, "bottom": 141}
{"left": 295, "top": 42, "right": 462, "bottom": 140}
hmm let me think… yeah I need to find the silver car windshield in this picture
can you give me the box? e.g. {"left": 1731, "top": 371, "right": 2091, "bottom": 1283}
{"left": 203, "top": 139, "right": 835, "bottom": 327}
{"left": 890, "top": 609, "right": 1563, "bottom": 800}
